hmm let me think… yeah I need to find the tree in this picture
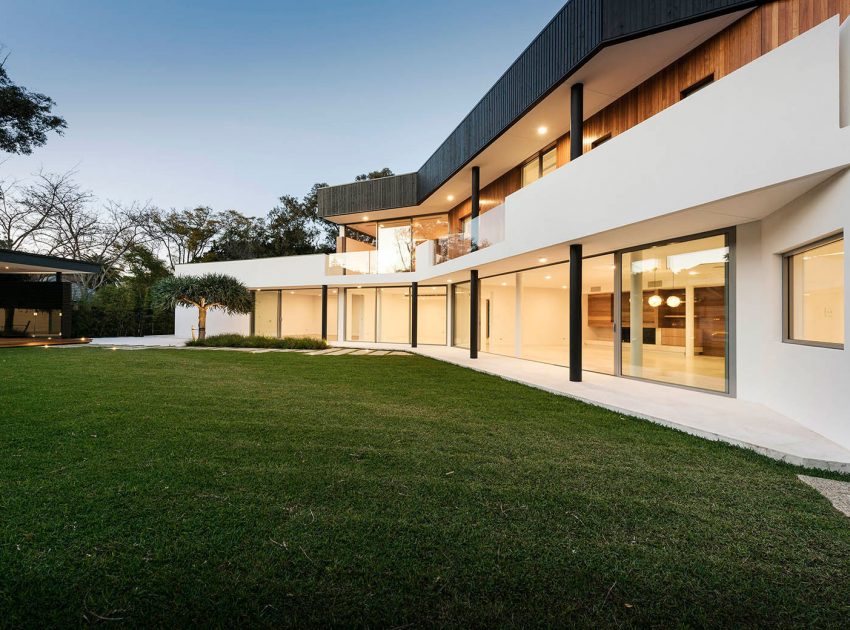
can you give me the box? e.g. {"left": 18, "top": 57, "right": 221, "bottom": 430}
{"left": 0, "top": 53, "right": 67, "bottom": 154}
{"left": 200, "top": 210, "right": 268, "bottom": 262}
{"left": 355, "top": 167, "right": 394, "bottom": 181}
{"left": 266, "top": 182, "right": 333, "bottom": 256}
{"left": 142, "top": 206, "right": 221, "bottom": 270}
{"left": 151, "top": 273, "right": 252, "bottom": 340}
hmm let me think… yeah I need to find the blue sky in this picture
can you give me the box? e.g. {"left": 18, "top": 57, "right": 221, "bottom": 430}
{"left": 1, "top": 0, "right": 564, "bottom": 216}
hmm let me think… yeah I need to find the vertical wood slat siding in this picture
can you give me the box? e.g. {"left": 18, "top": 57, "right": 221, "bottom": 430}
{"left": 317, "top": 173, "right": 418, "bottom": 218}
{"left": 445, "top": 0, "right": 848, "bottom": 219}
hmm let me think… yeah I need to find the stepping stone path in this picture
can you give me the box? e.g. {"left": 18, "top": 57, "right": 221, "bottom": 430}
{"left": 798, "top": 475, "right": 850, "bottom": 517}
{"left": 58, "top": 344, "right": 412, "bottom": 357}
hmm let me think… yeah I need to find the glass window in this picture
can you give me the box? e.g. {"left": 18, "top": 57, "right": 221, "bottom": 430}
{"left": 377, "top": 219, "right": 413, "bottom": 274}
{"left": 541, "top": 147, "right": 557, "bottom": 177}
{"left": 521, "top": 158, "right": 540, "bottom": 188}
{"left": 519, "top": 264, "right": 569, "bottom": 366}
{"left": 326, "top": 289, "right": 339, "bottom": 342}
{"left": 254, "top": 290, "right": 279, "bottom": 337}
{"left": 786, "top": 236, "right": 844, "bottom": 347}
{"left": 621, "top": 234, "right": 729, "bottom": 392}
{"left": 480, "top": 273, "right": 517, "bottom": 358}
{"left": 345, "top": 287, "right": 376, "bottom": 342}
{"left": 412, "top": 215, "right": 449, "bottom": 248}
{"left": 418, "top": 286, "right": 447, "bottom": 345}
{"left": 452, "top": 282, "right": 471, "bottom": 349}
{"left": 377, "top": 287, "right": 410, "bottom": 343}
{"left": 583, "top": 255, "right": 616, "bottom": 375}
{"left": 281, "top": 289, "right": 324, "bottom": 339}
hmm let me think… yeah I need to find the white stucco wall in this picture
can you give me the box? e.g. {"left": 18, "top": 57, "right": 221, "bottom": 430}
{"left": 737, "top": 169, "right": 849, "bottom": 448}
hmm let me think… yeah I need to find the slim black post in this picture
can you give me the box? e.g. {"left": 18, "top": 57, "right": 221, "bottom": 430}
{"left": 570, "top": 83, "right": 584, "bottom": 161}
{"left": 470, "top": 270, "right": 479, "bottom": 359}
{"left": 569, "top": 244, "right": 583, "bottom": 382}
{"left": 321, "top": 285, "right": 328, "bottom": 341}
{"left": 471, "top": 166, "right": 480, "bottom": 251}
{"left": 411, "top": 282, "right": 418, "bottom": 348}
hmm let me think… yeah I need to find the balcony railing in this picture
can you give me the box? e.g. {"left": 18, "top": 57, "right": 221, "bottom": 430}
{"left": 434, "top": 204, "right": 505, "bottom": 265}
{"left": 326, "top": 250, "right": 377, "bottom": 275}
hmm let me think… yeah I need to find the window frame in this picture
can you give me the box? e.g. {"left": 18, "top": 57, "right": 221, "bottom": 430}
{"left": 782, "top": 232, "right": 845, "bottom": 350}
{"left": 521, "top": 144, "right": 558, "bottom": 187}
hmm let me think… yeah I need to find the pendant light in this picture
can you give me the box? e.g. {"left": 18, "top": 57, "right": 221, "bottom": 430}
{"left": 648, "top": 262, "right": 663, "bottom": 308}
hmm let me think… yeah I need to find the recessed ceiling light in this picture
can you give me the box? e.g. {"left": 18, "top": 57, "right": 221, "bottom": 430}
{"left": 362, "top": 215, "right": 369, "bottom": 221}
{"left": 501, "top": 282, "right": 507, "bottom": 287}
{"left": 538, "top": 257, "right": 548, "bottom": 263}
{"left": 544, "top": 275, "right": 552, "bottom": 280}
{"left": 537, "top": 126, "right": 548, "bottom": 135}
{"left": 447, "top": 195, "right": 455, "bottom": 202}
{"left": 561, "top": 285, "right": 568, "bottom": 290}
{"left": 689, "top": 271, "right": 700, "bottom": 276}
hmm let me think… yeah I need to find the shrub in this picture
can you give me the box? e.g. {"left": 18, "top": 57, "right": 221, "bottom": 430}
{"left": 185, "top": 334, "right": 328, "bottom": 350}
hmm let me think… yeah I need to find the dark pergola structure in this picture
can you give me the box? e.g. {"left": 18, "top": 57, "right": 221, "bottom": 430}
{"left": 0, "top": 249, "right": 101, "bottom": 347}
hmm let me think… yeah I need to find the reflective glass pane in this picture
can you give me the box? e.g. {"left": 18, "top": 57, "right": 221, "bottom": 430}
{"left": 541, "top": 147, "right": 557, "bottom": 177}
{"left": 418, "top": 286, "right": 447, "bottom": 345}
{"left": 377, "top": 219, "right": 412, "bottom": 273}
{"left": 522, "top": 159, "right": 539, "bottom": 187}
{"left": 621, "top": 234, "right": 728, "bottom": 392}
{"left": 345, "top": 287, "right": 376, "bottom": 342}
{"left": 583, "top": 255, "right": 616, "bottom": 375}
{"left": 326, "top": 289, "right": 339, "bottom": 342}
{"left": 281, "top": 288, "right": 323, "bottom": 338}
{"left": 254, "top": 291, "right": 279, "bottom": 337}
{"left": 377, "top": 287, "right": 410, "bottom": 343}
{"left": 452, "top": 283, "right": 470, "bottom": 348}
{"left": 789, "top": 237, "right": 844, "bottom": 345}
{"left": 519, "top": 264, "right": 569, "bottom": 366}
{"left": 480, "top": 273, "right": 517, "bottom": 358}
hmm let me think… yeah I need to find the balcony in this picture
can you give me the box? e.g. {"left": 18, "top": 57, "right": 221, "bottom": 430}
{"left": 434, "top": 204, "right": 506, "bottom": 265}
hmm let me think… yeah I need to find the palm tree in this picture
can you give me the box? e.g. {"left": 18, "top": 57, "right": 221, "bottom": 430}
{"left": 152, "top": 273, "right": 252, "bottom": 340}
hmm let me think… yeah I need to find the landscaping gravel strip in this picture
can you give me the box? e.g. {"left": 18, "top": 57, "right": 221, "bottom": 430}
{"left": 798, "top": 475, "right": 850, "bottom": 516}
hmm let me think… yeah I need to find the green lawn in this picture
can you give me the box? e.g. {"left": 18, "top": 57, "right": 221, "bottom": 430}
{"left": 1, "top": 348, "right": 848, "bottom": 627}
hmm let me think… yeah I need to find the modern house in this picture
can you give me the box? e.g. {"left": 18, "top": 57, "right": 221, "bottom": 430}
{"left": 176, "top": 1, "right": 849, "bottom": 454}
{"left": 1, "top": 249, "right": 100, "bottom": 346}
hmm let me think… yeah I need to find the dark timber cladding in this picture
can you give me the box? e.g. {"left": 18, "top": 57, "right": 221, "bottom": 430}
{"left": 317, "top": 173, "right": 417, "bottom": 219}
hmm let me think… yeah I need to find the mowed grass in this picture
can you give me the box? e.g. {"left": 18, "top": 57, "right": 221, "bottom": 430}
{"left": 1, "top": 348, "right": 848, "bottom": 628}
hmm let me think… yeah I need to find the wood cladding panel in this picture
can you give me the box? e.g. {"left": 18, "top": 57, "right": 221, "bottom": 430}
{"left": 576, "top": 0, "right": 850, "bottom": 155}
{"left": 447, "top": 167, "right": 521, "bottom": 233}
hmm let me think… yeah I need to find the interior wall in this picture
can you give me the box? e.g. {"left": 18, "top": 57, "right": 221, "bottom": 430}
{"left": 378, "top": 288, "right": 410, "bottom": 343}
{"left": 737, "top": 168, "right": 850, "bottom": 448}
{"left": 254, "top": 291, "right": 279, "bottom": 337}
{"left": 281, "top": 291, "right": 323, "bottom": 338}
{"left": 418, "top": 288, "right": 447, "bottom": 345}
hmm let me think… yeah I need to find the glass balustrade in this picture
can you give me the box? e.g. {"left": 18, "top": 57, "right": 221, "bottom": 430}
{"left": 435, "top": 204, "right": 505, "bottom": 265}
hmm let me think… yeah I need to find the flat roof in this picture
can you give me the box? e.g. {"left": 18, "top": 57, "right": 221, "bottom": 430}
{"left": 0, "top": 249, "right": 102, "bottom": 275}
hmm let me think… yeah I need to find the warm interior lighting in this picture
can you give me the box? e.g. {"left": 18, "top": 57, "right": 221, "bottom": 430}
{"left": 648, "top": 294, "right": 664, "bottom": 308}
{"left": 362, "top": 215, "right": 369, "bottom": 221}
{"left": 537, "top": 126, "right": 548, "bottom": 135}
{"left": 447, "top": 195, "right": 455, "bottom": 202}
{"left": 561, "top": 285, "right": 567, "bottom": 289}
{"left": 538, "top": 257, "right": 548, "bottom": 263}
{"left": 544, "top": 275, "right": 552, "bottom": 280}
{"left": 666, "top": 295, "right": 682, "bottom": 308}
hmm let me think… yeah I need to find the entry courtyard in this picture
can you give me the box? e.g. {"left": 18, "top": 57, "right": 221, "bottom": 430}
{"left": 1, "top": 348, "right": 849, "bottom": 627}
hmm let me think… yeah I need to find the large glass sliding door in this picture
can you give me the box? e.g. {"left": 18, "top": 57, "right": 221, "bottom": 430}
{"left": 583, "top": 255, "right": 616, "bottom": 375}
{"left": 480, "top": 274, "right": 517, "bottom": 357}
{"left": 519, "top": 264, "right": 569, "bottom": 366}
{"left": 254, "top": 290, "right": 279, "bottom": 337}
{"left": 281, "top": 289, "right": 323, "bottom": 338}
{"left": 452, "top": 282, "right": 471, "bottom": 349}
{"left": 620, "top": 233, "right": 730, "bottom": 392}
{"left": 345, "top": 287, "right": 377, "bottom": 342}
{"left": 418, "top": 286, "right": 447, "bottom": 345}
{"left": 377, "top": 287, "right": 410, "bottom": 343}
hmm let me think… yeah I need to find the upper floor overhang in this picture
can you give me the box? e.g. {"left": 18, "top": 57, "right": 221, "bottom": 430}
{"left": 318, "top": 0, "right": 766, "bottom": 222}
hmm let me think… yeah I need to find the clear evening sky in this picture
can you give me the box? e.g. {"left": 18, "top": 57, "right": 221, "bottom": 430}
{"left": 1, "top": 0, "right": 565, "bottom": 216}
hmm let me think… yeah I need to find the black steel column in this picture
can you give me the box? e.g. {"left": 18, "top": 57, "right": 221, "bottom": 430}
{"left": 471, "top": 166, "right": 480, "bottom": 251}
{"left": 470, "top": 270, "right": 479, "bottom": 359}
{"left": 411, "top": 282, "right": 418, "bottom": 348}
{"left": 570, "top": 83, "right": 584, "bottom": 161}
{"left": 569, "top": 244, "right": 583, "bottom": 382}
{"left": 321, "top": 285, "right": 328, "bottom": 341}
